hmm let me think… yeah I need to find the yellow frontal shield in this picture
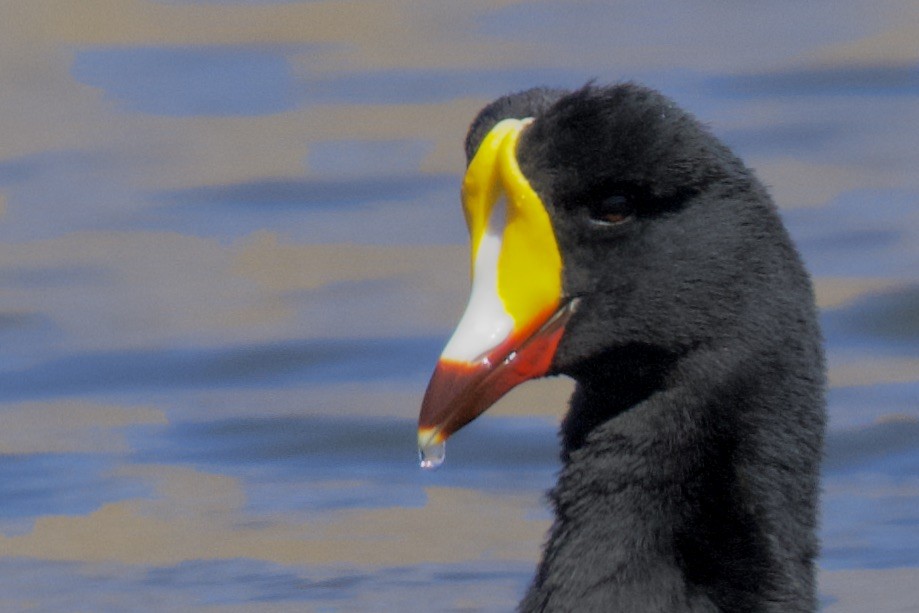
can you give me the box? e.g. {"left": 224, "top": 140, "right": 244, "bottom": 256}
{"left": 418, "top": 117, "right": 571, "bottom": 457}
{"left": 461, "top": 118, "right": 563, "bottom": 331}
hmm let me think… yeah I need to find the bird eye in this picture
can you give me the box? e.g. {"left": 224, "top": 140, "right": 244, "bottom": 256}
{"left": 588, "top": 194, "right": 635, "bottom": 226}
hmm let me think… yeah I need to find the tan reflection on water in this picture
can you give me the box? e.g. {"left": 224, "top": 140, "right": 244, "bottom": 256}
{"left": 2, "top": 0, "right": 918, "bottom": 610}
{"left": 0, "top": 463, "right": 547, "bottom": 568}
{"left": 0, "top": 232, "right": 468, "bottom": 351}
{"left": 815, "top": 19, "right": 919, "bottom": 65}
{"left": 828, "top": 356, "right": 919, "bottom": 388}
{"left": 814, "top": 277, "right": 903, "bottom": 310}
{"left": 820, "top": 568, "right": 919, "bottom": 613}
{"left": 16, "top": 0, "right": 527, "bottom": 68}
{"left": 0, "top": 401, "right": 166, "bottom": 455}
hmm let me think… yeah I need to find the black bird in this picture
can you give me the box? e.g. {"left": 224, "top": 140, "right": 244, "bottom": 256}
{"left": 418, "top": 83, "right": 825, "bottom": 612}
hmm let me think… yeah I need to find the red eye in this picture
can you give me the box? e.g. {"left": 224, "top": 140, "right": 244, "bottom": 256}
{"left": 599, "top": 211, "right": 630, "bottom": 224}
{"left": 589, "top": 194, "right": 634, "bottom": 226}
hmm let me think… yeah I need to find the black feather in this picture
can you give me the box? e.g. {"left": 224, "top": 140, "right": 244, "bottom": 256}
{"left": 466, "top": 83, "right": 826, "bottom": 612}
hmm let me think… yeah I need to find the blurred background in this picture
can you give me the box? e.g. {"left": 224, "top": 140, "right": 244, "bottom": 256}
{"left": 1, "top": 1, "right": 917, "bottom": 610}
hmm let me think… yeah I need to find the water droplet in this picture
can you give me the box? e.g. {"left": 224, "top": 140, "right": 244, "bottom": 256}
{"left": 419, "top": 440, "right": 446, "bottom": 470}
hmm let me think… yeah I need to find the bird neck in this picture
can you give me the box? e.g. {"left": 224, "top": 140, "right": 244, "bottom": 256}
{"left": 522, "top": 345, "right": 822, "bottom": 612}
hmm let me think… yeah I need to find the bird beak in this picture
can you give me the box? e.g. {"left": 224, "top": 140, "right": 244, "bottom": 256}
{"left": 418, "top": 118, "right": 573, "bottom": 453}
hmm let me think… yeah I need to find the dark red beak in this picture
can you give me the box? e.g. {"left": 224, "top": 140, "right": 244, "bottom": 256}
{"left": 418, "top": 299, "right": 578, "bottom": 458}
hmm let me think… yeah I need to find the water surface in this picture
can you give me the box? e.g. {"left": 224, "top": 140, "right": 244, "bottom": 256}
{"left": 1, "top": 1, "right": 917, "bottom": 610}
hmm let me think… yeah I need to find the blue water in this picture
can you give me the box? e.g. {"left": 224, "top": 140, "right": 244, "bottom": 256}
{"left": 1, "top": 1, "right": 917, "bottom": 610}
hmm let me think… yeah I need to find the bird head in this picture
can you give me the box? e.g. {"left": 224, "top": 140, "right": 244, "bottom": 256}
{"left": 418, "top": 83, "right": 807, "bottom": 456}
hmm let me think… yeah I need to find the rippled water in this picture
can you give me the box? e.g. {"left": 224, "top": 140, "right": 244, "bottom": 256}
{"left": 1, "top": 2, "right": 917, "bottom": 611}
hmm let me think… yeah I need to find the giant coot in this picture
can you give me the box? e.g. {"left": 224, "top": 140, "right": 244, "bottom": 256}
{"left": 419, "top": 83, "right": 825, "bottom": 612}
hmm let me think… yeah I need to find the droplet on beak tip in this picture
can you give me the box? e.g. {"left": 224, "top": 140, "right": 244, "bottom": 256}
{"left": 419, "top": 439, "right": 446, "bottom": 470}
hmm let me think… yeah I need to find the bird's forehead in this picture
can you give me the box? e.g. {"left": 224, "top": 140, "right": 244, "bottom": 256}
{"left": 460, "top": 118, "right": 532, "bottom": 241}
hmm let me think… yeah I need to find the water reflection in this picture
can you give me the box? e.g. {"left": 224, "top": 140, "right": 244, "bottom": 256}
{"left": 1, "top": 0, "right": 917, "bottom": 610}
